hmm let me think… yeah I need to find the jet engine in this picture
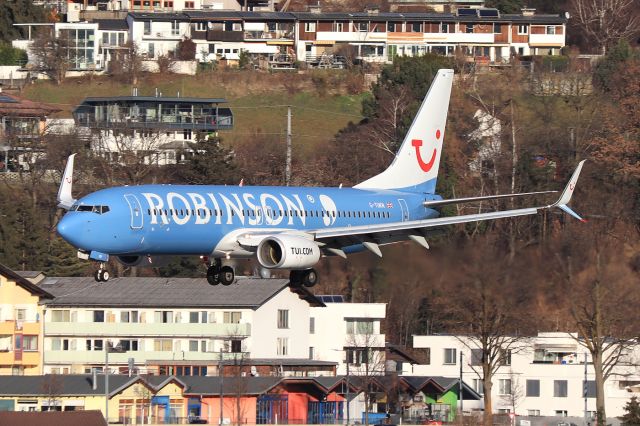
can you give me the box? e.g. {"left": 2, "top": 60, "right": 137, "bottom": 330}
{"left": 256, "top": 235, "right": 321, "bottom": 269}
{"left": 116, "top": 255, "right": 170, "bottom": 267}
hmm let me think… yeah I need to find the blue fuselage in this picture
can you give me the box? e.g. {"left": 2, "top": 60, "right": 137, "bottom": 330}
{"left": 57, "top": 184, "right": 442, "bottom": 257}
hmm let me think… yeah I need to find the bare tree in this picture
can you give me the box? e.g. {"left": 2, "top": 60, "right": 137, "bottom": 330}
{"left": 570, "top": 0, "right": 640, "bottom": 54}
{"left": 108, "top": 41, "right": 144, "bottom": 84}
{"left": 30, "top": 27, "right": 70, "bottom": 85}
{"left": 557, "top": 223, "right": 640, "bottom": 425}
{"left": 499, "top": 369, "right": 525, "bottom": 415}
{"left": 41, "top": 374, "right": 64, "bottom": 411}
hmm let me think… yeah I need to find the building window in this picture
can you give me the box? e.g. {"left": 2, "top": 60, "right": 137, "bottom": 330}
{"left": 546, "top": 25, "right": 556, "bottom": 35}
{"left": 23, "top": 335, "right": 37, "bottom": 351}
{"left": 154, "top": 339, "right": 173, "bottom": 351}
{"left": 119, "top": 339, "right": 138, "bottom": 351}
{"left": 517, "top": 24, "right": 528, "bottom": 35}
{"left": 423, "top": 347, "right": 431, "bottom": 364}
{"left": 277, "top": 310, "right": 289, "bottom": 329}
{"left": 52, "top": 310, "right": 70, "bottom": 322}
{"left": 555, "top": 410, "right": 568, "bottom": 417}
{"left": 171, "top": 20, "right": 179, "bottom": 36}
{"left": 185, "top": 1, "right": 194, "bottom": 7}
{"left": 190, "top": 311, "right": 207, "bottom": 323}
{"left": 499, "top": 379, "right": 512, "bottom": 395}
{"left": 120, "top": 311, "right": 139, "bottom": 323}
{"left": 155, "top": 311, "right": 173, "bottom": 323}
{"left": 346, "top": 319, "right": 374, "bottom": 334}
{"left": 144, "top": 21, "right": 151, "bottom": 35}
{"left": 334, "top": 22, "right": 344, "bottom": 32}
{"left": 473, "top": 379, "right": 484, "bottom": 395}
{"left": 147, "top": 42, "right": 155, "bottom": 58}
{"left": 208, "top": 43, "right": 215, "bottom": 54}
{"left": 444, "top": 348, "right": 457, "bottom": 365}
{"left": 86, "top": 339, "right": 104, "bottom": 351}
{"left": 52, "top": 338, "right": 71, "bottom": 351}
{"left": 309, "top": 317, "right": 315, "bottom": 334}
{"left": 346, "top": 348, "right": 370, "bottom": 365}
{"left": 554, "top": 380, "right": 568, "bottom": 397}
{"left": 583, "top": 380, "right": 596, "bottom": 398}
{"left": 305, "top": 22, "right": 316, "bottom": 32}
{"left": 277, "top": 337, "right": 288, "bottom": 356}
{"left": 231, "top": 339, "right": 242, "bottom": 353}
{"left": 189, "top": 340, "right": 199, "bottom": 352}
{"left": 223, "top": 311, "right": 241, "bottom": 324}
{"left": 358, "top": 22, "right": 369, "bottom": 32}
{"left": 93, "top": 311, "right": 105, "bottom": 323}
{"left": 501, "top": 349, "right": 512, "bottom": 366}
{"left": 470, "top": 349, "right": 483, "bottom": 366}
{"left": 411, "top": 22, "right": 421, "bottom": 32}
{"left": 441, "top": 23, "right": 449, "bottom": 33}
{"left": 493, "top": 23, "right": 502, "bottom": 33}
{"left": 526, "top": 379, "right": 540, "bottom": 397}
{"left": 466, "top": 23, "right": 474, "bottom": 33}
{"left": 528, "top": 410, "right": 540, "bottom": 416}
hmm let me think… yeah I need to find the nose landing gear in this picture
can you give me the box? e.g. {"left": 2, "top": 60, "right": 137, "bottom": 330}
{"left": 205, "top": 258, "right": 235, "bottom": 286}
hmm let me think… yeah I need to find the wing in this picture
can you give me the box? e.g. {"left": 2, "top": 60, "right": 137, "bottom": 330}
{"left": 312, "top": 160, "right": 587, "bottom": 257}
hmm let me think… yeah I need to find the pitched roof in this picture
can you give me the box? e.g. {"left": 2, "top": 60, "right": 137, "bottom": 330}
{"left": 0, "top": 93, "right": 61, "bottom": 117}
{"left": 95, "top": 19, "right": 129, "bottom": 30}
{"left": 219, "top": 358, "right": 337, "bottom": 366}
{"left": 179, "top": 376, "right": 282, "bottom": 395}
{"left": 40, "top": 276, "right": 293, "bottom": 308}
{"left": 0, "top": 262, "right": 53, "bottom": 299}
{"left": 0, "top": 374, "right": 136, "bottom": 397}
{"left": 0, "top": 410, "right": 106, "bottom": 426}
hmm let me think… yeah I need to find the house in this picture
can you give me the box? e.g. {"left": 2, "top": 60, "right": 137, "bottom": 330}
{"left": 0, "top": 410, "right": 106, "bottom": 426}
{"left": 0, "top": 91, "right": 61, "bottom": 172}
{"left": 0, "top": 264, "right": 53, "bottom": 376}
{"left": 72, "top": 94, "right": 233, "bottom": 165}
{"left": 412, "top": 333, "right": 640, "bottom": 419}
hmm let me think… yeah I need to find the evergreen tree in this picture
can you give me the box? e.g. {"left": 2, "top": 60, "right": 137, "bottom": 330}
{"left": 620, "top": 396, "right": 640, "bottom": 425}
{"left": 168, "top": 135, "right": 240, "bottom": 185}
{"left": 0, "top": 0, "right": 47, "bottom": 44}
{"left": 485, "top": 0, "right": 525, "bottom": 13}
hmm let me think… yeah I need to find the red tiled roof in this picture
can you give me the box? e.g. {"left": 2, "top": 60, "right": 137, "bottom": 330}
{"left": 0, "top": 93, "right": 61, "bottom": 117}
{"left": 0, "top": 410, "right": 106, "bottom": 426}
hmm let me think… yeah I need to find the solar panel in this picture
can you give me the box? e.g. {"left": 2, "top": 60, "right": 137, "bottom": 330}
{"left": 479, "top": 8, "right": 500, "bottom": 18}
{"left": 0, "top": 95, "right": 18, "bottom": 103}
{"left": 317, "top": 295, "right": 345, "bottom": 303}
{"left": 457, "top": 8, "right": 478, "bottom": 17}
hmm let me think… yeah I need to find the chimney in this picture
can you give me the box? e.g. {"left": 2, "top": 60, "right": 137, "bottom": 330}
{"left": 366, "top": 5, "right": 379, "bottom": 15}
{"left": 92, "top": 368, "right": 98, "bottom": 390}
{"left": 308, "top": 3, "right": 321, "bottom": 13}
{"left": 521, "top": 7, "right": 536, "bottom": 16}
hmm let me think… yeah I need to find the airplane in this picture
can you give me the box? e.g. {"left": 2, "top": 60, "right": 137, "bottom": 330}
{"left": 56, "top": 69, "right": 586, "bottom": 285}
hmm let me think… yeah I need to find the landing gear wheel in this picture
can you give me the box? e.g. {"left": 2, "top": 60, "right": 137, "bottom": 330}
{"left": 302, "top": 269, "right": 318, "bottom": 288}
{"left": 289, "top": 270, "right": 303, "bottom": 287}
{"left": 220, "top": 266, "right": 235, "bottom": 286}
{"left": 206, "top": 266, "right": 220, "bottom": 286}
{"left": 94, "top": 269, "right": 110, "bottom": 282}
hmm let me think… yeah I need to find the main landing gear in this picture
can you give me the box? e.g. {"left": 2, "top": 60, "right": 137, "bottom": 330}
{"left": 206, "top": 259, "right": 235, "bottom": 286}
{"left": 289, "top": 269, "right": 318, "bottom": 288}
{"left": 94, "top": 264, "right": 110, "bottom": 282}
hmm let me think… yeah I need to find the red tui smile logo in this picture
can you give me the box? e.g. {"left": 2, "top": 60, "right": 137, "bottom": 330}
{"left": 412, "top": 129, "right": 440, "bottom": 173}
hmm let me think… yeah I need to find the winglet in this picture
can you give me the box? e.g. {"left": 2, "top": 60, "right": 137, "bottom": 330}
{"left": 57, "top": 154, "right": 77, "bottom": 210}
{"left": 549, "top": 160, "right": 586, "bottom": 221}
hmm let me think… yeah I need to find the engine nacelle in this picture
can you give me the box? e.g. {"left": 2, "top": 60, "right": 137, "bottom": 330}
{"left": 256, "top": 235, "right": 321, "bottom": 269}
{"left": 116, "top": 255, "right": 171, "bottom": 267}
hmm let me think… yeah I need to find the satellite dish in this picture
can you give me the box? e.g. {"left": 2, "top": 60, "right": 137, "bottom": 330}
{"left": 565, "top": 11, "right": 571, "bottom": 19}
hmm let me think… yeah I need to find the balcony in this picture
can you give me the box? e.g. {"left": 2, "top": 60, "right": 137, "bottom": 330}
{"left": 45, "top": 322, "right": 251, "bottom": 337}
{"left": 244, "top": 30, "right": 294, "bottom": 41}
{"left": 44, "top": 350, "right": 247, "bottom": 364}
{"left": 206, "top": 30, "right": 244, "bottom": 42}
{"left": 143, "top": 31, "right": 182, "bottom": 40}
{"left": 74, "top": 113, "right": 233, "bottom": 131}
{"left": 0, "top": 350, "right": 39, "bottom": 365}
{"left": 0, "top": 320, "right": 40, "bottom": 334}
{"left": 529, "top": 33, "right": 565, "bottom": 47}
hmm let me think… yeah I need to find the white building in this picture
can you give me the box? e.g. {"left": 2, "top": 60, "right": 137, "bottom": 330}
{"left": 412, "top": 333, "right": 640, "bottom": 420}
{"left": 311, "top": 295, "right": 386, "bottom": 376}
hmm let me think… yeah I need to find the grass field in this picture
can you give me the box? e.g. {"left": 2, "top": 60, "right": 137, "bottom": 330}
{"left": 21, "top": 70, "right": 368, "bottom": 155}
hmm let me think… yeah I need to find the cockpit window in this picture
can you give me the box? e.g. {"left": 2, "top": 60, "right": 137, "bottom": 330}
{"left": 73, "top": 205, "right": 110, "bottom": 214}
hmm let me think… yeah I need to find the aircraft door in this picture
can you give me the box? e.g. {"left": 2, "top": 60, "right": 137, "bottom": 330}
{"left": 124, "top": 194, "right": 144, "bottom": 230}
{"left": 398, "top": 199, "right": 409, "bottom": 222}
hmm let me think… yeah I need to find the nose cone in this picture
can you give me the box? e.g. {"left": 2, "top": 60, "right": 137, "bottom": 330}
{"left": 57, "top": 214, "right": 87, "bottom": 249}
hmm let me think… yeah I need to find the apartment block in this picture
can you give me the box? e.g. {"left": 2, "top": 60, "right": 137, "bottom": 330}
{"left": 412, "top": 333, "right": 640, "bottom": 419}
{"left": 0, "top": 265, "right": 53, "bottom": 375}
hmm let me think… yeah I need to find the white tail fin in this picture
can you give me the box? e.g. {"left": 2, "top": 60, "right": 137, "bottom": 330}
{"left": 354, "top": 69, "right": 454, "bottom": 193}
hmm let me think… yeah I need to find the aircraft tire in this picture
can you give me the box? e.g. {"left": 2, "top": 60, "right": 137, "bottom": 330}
{"left": 94, "top": 270, "right": 102, "bottom": 282}
{"left": 302, "top": 269, "right": 318, "bottom": 288}
{"left": 206, "top": 266, "right": 220, "bottom": 286}
{"left": 101, "top": 270, "right": 110, "bottom": 282}
{"left": 220, "top": 266, "right": 235, "bottom": 286}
